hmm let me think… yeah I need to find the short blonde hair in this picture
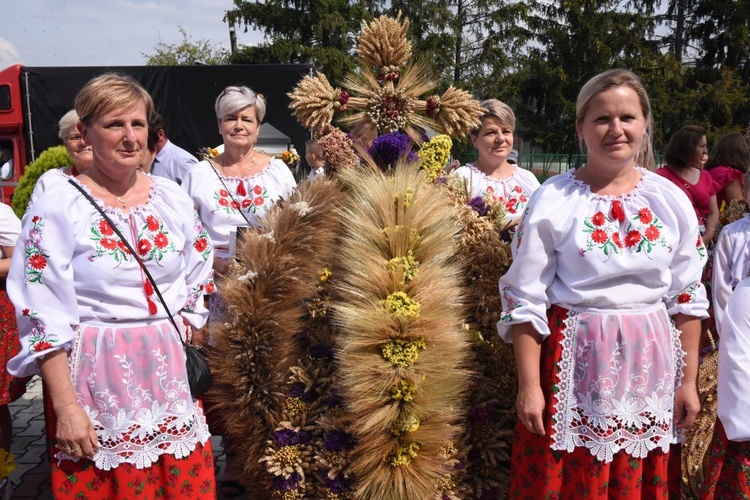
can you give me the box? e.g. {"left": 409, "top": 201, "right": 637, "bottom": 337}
{"left": 472, "top": 99, "right": 516, "bottom": 135}
{"left": 75, "top": 73, "right": 154, "bottom": 126}
{"left": 215, "top": 86, "right": 266, "bottom": 122}
{"left": 58, "top": 109, "right": 80, "bottom": 141}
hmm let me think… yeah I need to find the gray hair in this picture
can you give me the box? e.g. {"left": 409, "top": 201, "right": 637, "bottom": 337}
{"left": 58, "top": 109, "right": 80, "bottom": 141}
{"left": 472, "top": 99, "right": 516, "bottom": 135}
{"left": 214, "top": 86, "right": 266, "bottom": 122}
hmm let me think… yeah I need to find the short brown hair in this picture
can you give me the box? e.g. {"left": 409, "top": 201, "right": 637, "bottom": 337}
{"left": 75, "top": 73, "right": 153, "bottom": 126}
{"left": 664, "top": 125, "right": 706, "bottom": 169}
{"left": 706, "top": 132, "right": 750, "bottom": 174}
{"left": 305, "top": 139, "right": 322, "bottom": 156}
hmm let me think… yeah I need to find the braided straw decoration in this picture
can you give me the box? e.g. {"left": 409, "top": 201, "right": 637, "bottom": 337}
{"left": 432, "top": 87, "right": 483, "bottom": 138}
{"left": 681, "top": 329, "right": 719, "bottom": 499}
{"left": 288, "top": 72, "right": 339, "bottom": 131}
{"left": 356, "top": 13, "right": 412, "bottom": 69}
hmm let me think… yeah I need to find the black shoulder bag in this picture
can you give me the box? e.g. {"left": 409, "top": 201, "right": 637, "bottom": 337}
{"left": 68, "top": 179, "right": 212, "bottom": 397}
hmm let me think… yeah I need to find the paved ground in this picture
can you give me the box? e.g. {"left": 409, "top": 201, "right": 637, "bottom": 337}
{"left": 8, "top": 376, "right": 239, "bottom": 499}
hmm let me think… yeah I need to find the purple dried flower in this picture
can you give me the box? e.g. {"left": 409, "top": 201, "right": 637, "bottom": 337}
{"left": 309, "top": 343, "right": 333, "bottom": 359}
{"left": 324, "top": 473, "right": 353, "bottom": 493}
{"left": 272, "top": 472, "right": 301, "bottom": 491}
{"left": 367, "top": 132, "right": 418, "bottom": 169}
{"left": 275, "top": 428, "right": 310, "bottom": 446}
{"left": 499, "top": 226, "right": 516, "bottom": 243}
{"left": 327, "top": 389, "right": 344, "bottom": 408}
{"left": 469, "top": 404, "right": 496, "bottom": 425}
{"left": 468, "top": 196, "right": 489, "bottom": 216}
{"left": 288, "top": 382, "right": 318, "bottom": 403}
{"left": 434, "top": 176, "right": 448, "bottom": 185}
{"left": 324, "top": 430, "right": 355, "bottom": 452}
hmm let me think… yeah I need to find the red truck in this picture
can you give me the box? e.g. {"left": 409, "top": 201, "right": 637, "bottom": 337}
{"left": 0, "top": 63, "right": 314, "bottom": 204}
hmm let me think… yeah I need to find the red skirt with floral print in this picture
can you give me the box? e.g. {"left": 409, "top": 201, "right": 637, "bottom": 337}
{"left": 44, "top": 393, "right": 216, "bottom": 499}
{"left": 0, "top": 290, "right": 29, "bottom": 405}
{"left": 507, "top": 306, "right": 681, "bottom": 499}
{"left": 50, "top": 442, "right": 216, "bottom": 500}
{"left": 700, "top": 420, "right": 750, "bottom": 499}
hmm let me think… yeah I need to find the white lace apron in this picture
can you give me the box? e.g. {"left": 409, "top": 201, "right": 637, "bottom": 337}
{"left": 57, "top": 319, "right": 210, "bottom": 470}
{"left": 552, "top": 303, "right": 686, "bottom": 463}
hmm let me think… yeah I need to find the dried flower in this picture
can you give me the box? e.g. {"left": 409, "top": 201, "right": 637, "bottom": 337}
{"left": 324, "top": 430, "right": 356, "bottom": 452}
{"left": 380, "top": 291, "right": 421, "bottom": 320}
{"left": 391, "top": 379, "right": 417, "bottom": 402}
{"left": 418, "top": 134, "right": 452, "bottom": 182}
{"left": 386, "top": 442, "right": 421, "bottom": 467}
{"left": 387, "top": 250, "right": 419, "bottom": 285}
{"left": 319, "top": 267, "right": 331, "bottom": 282}
{"left": 468, "top": 196, "right": 489, "bottom": 216}
{"left": 368, "top": 132, "right": 418, "bottom": 169}
{"left": 381, "top": 337, "right": 426, "bottom": 367}
{"left": 197, "top": 147, "right": 219, "bottom": 161}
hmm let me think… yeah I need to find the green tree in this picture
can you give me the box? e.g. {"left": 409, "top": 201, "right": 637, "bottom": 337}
{"left": 142, "top": 26, "right": 229, "bottom": 65}
{"left": 227, "top": 0, "right": 371, "bottom": 83}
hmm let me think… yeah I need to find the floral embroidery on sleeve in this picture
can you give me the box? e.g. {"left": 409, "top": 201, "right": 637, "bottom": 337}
{"left": 500, "top": 286, "right": 520, "bottom": 322}
{"left": 673, "top": 283, "right": 702, "bottom": 305}
{"left": 192, "top": 209, "right": 212, "bottom": 261}
{"left": 24, "top": 216, "right": 51, "bottom": 284}
{"left": 696, "top": 234, "right": 706, "bottom": 259}
{"left": 22, "top": 308, "right": 58, "bottom": 353}
{"left": 183, "top": 274, "right": 216, "bottom": 314}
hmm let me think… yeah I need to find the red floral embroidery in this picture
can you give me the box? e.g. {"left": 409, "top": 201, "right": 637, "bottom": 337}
{"left": 612, "top": 232, "right": 623, "bottom": 248}
{"left": 638, "top": 208, "right": 653, "bottom": 224}
{"left": 101, "top": 237, "right": 117, "bottom": 250}
{"left": 230, "top": 200, "right": 240, "bottom": 210}
{"left": 218, "top": 198, "right": 229, "bottom": 207}
{"left": 146, "top": 215, "right": 160, "bottom": 231}
{"left": 591, "top": 229, "right": 607, "bottom": 244}
{"left": 254, "top": 197, "right": 264, "bottom": 206}
{"left": 644, "top": 225, "right": 660, "bottom": 241}
{"left": 99, "top": 220, "right": 114, "bottom": 235}
{"left": 592, "top": 211, "right": 606, "bottom": 226}
{"left": 153, "top": 233, "right": 168, "bottom": 249}
{"left": 236, "top": 182, "right": 247, "bottom": 197}
{"left": 29, "top": 254, "right": 47, "bottom": 270}
{"left": 242, "top": 198, "right": 252, "bottom": 208}
{"left": 678, "top": 293, "right": 691, "bottom": 304}
{"left": 219, "top": 189, "right": 229, "bottom": 197}
{"left": 253, "top": 185, "right": 263, "bottom": 195}
{"left": 194, "top": 238, "right": 208, "bottom": 253}
{"left": 205, "top": 281, "right": 215, "bottom": 294}
{"left": 625, "top": 230, "right": 641, "bottom": 247}
{"left": 137, "top": 239, "right": 152, "bottom": 256}
{"left": 33, "top": 341, "right": 53, "bottom": 352}
{"left": 32, "top": 215, "right": 40, "bottom": 223}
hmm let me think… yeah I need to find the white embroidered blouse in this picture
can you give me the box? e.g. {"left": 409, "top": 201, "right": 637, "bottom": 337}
{"left": 7, "top": 169, "right": 215, "bottom": 470}
{"left": 712, "top": 214, "right": 750, "bottom": 334}
{"left": 498, "top": 168, "right": 709, "bottom": 462}
{"left": 182, "top": 158, "right": 297, "bottom": 257}
{"left": 717, "top": 276, "right": 750, "bottom": 441}
{"left": 453, "top": 163, "right": 540, "bottom": 221}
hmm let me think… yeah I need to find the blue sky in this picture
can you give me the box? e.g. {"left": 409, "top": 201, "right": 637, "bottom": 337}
{"left": 0, "top": 0, "right": 261, "bottom": 67}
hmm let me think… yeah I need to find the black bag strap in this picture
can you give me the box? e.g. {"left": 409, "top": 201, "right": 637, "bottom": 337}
{"left": 67, "top": 179, "right": 187, "bottom": 346}
{"left": 207, "top": 159, "right": 254, "bottom": 227}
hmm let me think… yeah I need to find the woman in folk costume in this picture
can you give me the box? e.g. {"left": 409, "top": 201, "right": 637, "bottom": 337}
{"left": 701, "top": 275, "right": 750, "bottom": 498}
{"left": 7, "top": 73, "right": 216, "bottom": 498}
{"left": 454, "top": 99, "right": 540, "bottom": 222}
{"left": 498, "top": 68, "right": 708, "bottom": 498}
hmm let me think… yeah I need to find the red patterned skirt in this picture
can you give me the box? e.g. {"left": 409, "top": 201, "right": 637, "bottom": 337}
{"left": 700, "top": 420, "right": 750, "bottom": 499}
{"left": 44, "top": 392, "right": 216, "bottom": 499}
{"left": 0, "top": 290, "right": 29, "bottom": 405}
{"left": 507, "top": 306, "right": 681, "bottom": 499}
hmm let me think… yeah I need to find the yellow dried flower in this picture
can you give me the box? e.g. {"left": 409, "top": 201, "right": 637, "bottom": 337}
{"left": 382, "top": 337, "right": 426, "bottom": 367}
{"left": 391, "top": 411, "right": 420, "bottom": 436}
{"left": 319, "top": 267, "right": 331, "bottom": 282}
{"left": 418, "top": 134, "right": 453, "bottom": 182}
{"left": 387, "top": 250, "right": 419, "bottom": 285}
{"left": 386, "top": 442, "right": 421, "bottom": 466}
{"left": 286, "top": 397, "right": 310, "bottom": 418}
{"left": 275, "top": 444, "right": 302, "bottom": 468}
{"left": 390, "top": 379, "right": 417, "bottom": 402}
{"left": 380, "top": 291, "right": 421, "bottom": 320}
